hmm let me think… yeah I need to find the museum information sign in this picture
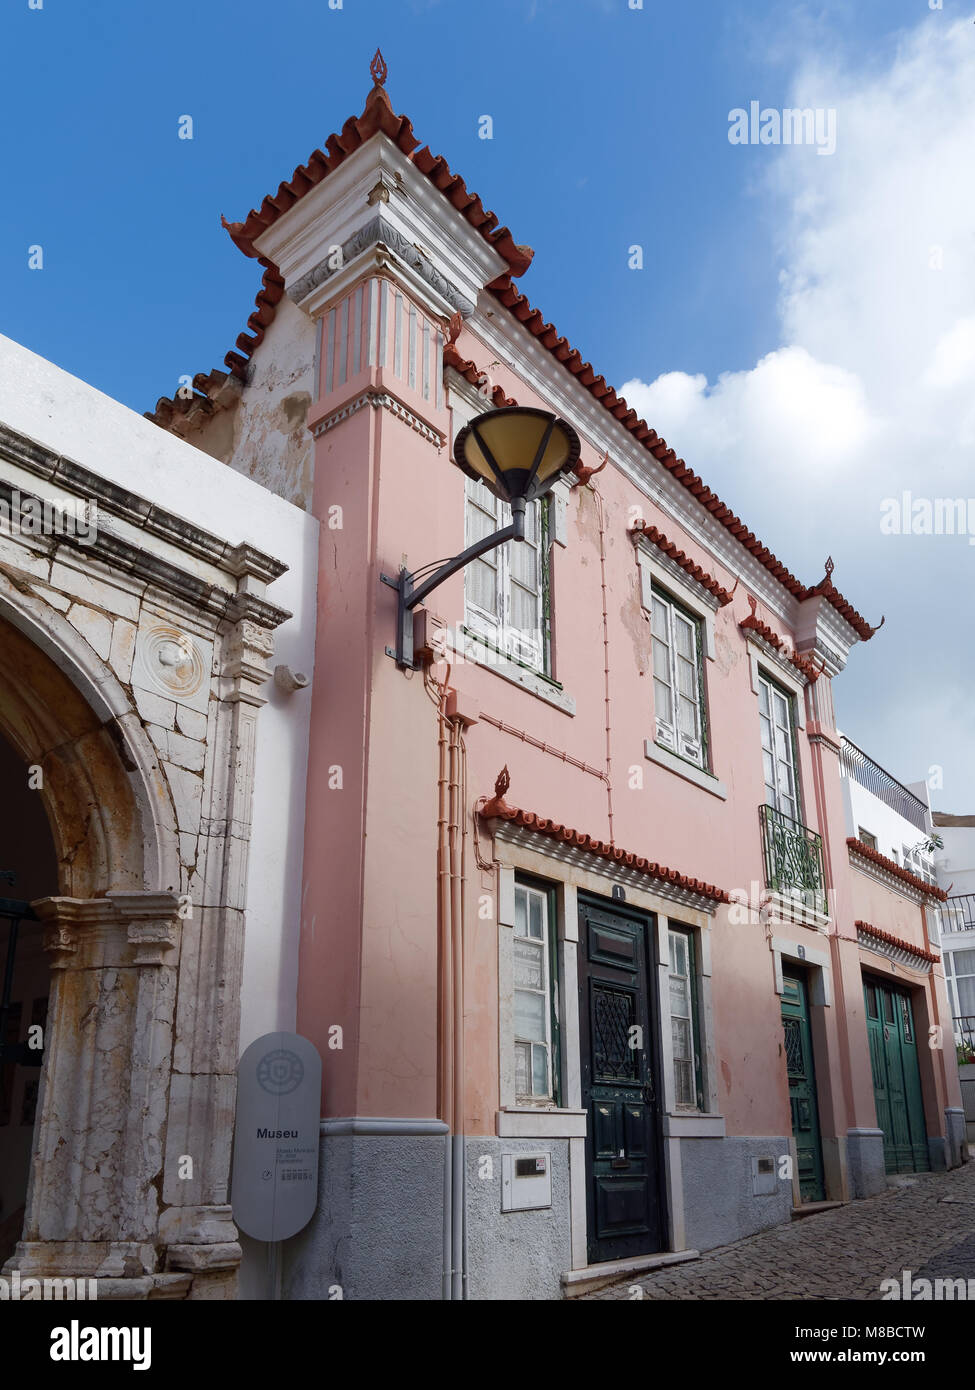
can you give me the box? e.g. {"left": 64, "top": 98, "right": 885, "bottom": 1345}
{"left": 231, "top": 1031, "right": 322, "bottom": 1242}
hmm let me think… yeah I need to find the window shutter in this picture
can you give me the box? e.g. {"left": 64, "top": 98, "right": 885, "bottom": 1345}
{"left": 651, "top": 593, "right": 677, "bottom": 750}
{"left": 463, "top": 480, "right": 549, "bottom": 673}
{"left": 652, "top": 589, "right": 705, "bottom": 769}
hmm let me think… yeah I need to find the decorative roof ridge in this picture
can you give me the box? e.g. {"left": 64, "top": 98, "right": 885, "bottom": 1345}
{"left": 220, "top": 55, "right": 534, "bottom": 279}
{"left": 443, "top": 343, "right": 517, "bottom": 409}
{"left": 739, "top": 595, "right": 823, "bottom": 681}
{"left": 488, "top": 274, "right": 879, "bottom": 641}
{"left": 739, "top": 593, "right": 783, "bottom": 648}
{"left": 855, "top": 919, "right": 940, "bottom": 964}
{"left": 629, "top": 519, "right": 735, "bottom": 605}
{"left": 847, "top": 837, "right": 947, "bottom": 900}
{"left": 808, "top": 556, "right": 885, "bottom": 640}
{"left": 144, "top": 260, "right": 285, "bottom": 425}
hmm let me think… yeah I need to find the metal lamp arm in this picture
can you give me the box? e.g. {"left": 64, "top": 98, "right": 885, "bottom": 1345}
{"left": 382, "top": 497, "right": 526, "bottom": 667}
{"left": 407, "top": 505, "right": 524, "bottom": 611}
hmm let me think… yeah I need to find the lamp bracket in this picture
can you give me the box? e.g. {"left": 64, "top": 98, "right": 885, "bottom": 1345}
{"left": 382, "top": 499, "right": 526, "bottom": 668}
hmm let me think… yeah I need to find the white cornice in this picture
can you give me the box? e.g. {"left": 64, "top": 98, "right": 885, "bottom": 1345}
{"left": 253, "top": 135, "right": 507, "bottom": 321}
{"left": 491, "top": 818, "right": 724, "bottom": 916}
{"left": 856, "top": 926, "right": 934, "bottom": 975}
{"left": 848, "top": 848, "right": 927, "bottom": 906}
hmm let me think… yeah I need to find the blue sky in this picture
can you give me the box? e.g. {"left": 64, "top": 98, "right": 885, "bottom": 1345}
{"left": 2, "top": 0, "right": 973, "bottom": 807}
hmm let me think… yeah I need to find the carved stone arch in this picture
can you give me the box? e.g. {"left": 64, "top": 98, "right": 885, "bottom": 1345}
{"left": 0, "top": 577, "right": 180, "bottom": 898}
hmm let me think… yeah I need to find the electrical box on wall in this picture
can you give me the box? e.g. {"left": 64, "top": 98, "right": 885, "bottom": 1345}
{"left": 501, "top": 1152, "right": 552, "bottom": 1212}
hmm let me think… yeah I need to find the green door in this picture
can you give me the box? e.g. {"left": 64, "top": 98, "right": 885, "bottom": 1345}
{"left": 781, "top": 972, "right": 826, "bottom": 1202}
{"left": 864, "top": 979, "right": 930, "bottom": 1173}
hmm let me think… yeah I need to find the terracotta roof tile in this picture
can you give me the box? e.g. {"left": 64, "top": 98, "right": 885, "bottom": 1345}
{"left": 144, "top": 77, "right": 878, "bottom": 643}
{"left": 223, "top": 82, "right": 534, "bottom": 278}
{"left": 847, "top": 838, "right": 947, "bottom": 900}
{"left": 443, "top": 343, "right": 517, "bottom": 408}
{"left": 629, "top": 520, "right": 735, "bottom": 605}
{"left": 855, "top": 919, "right": 940, "bottom": 964}
{"left": 737, "top": 596, "right": 824, "bottom": 681}
{"left": 489, "top": 278, "right": 880, "bottom": 642}
{"left": 479, "top": 801, "right": 730, "bottom": 905}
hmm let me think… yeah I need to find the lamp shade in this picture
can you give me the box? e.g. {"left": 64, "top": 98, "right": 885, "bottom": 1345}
{"left": 453, "top": 407, "right": 581, "bottom": 505}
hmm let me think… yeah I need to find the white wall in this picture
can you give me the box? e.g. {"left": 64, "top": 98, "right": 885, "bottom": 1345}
{"left": 839, "top": 766, "right": 935, "bottom": 877}
{"left": 935, "top": 826, "right": 975, "bottom": 898}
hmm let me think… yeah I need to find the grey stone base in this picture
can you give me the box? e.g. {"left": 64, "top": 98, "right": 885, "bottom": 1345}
{"left": 847, "top": 1128, "right": 887, "bottom": 1197}
{"left": 464, "top": 1137, "right": 571, "bottom": 1301}
{"left": 928, "top": 1136, "right": 947, "bottom": 1171}
{"left": 279, "top": 1123, "right": 447, "bottom": 1301}
{"left": 679, "top": 1136, "right": 793, "bottom": 1251}
{"left": 270, "top": 1127, "right": 573, "bottom": 1301}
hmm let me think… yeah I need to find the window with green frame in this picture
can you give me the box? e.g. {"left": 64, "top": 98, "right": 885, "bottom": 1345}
{"left": 651, "top": 585, "right": 709, "bottom": 770}
{"left": 757, "top": 670, "right": 802, "bottom": 822}
{"left": 512, "top": 878, "right": 561, "bottom": 1104}
{"left": 669, "top": 927, "right": 704, "bottom": 1110}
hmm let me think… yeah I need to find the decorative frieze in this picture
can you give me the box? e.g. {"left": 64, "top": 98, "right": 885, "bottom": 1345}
{"left": 312, "top": 387, "right": 445, "bottom": 446}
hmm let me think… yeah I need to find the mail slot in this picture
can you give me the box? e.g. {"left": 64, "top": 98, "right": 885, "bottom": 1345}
{"left": 515, "top": 1156, "right": 546, "bottom": 1178}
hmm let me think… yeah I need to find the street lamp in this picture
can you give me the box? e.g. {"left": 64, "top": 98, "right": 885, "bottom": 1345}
{"left": 382, "top": 406, "right": 581, "bottom": 668}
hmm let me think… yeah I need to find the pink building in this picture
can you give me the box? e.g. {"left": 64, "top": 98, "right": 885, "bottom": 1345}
{"left": 145, "top": 62, "right": 966, "bottom": 1299}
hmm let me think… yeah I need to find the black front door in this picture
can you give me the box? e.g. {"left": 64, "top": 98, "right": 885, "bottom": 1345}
{"left": 578, "top": 896, "right": 664, "bottom": 1263}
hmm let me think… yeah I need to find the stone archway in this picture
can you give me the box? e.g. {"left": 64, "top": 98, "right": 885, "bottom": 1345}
{"left": 0, "top": 599, "right": 185, "bottom": 1291}
{"left": 0, "top": 614, "right": 150, "bottom": 898}
{"left": 0, "top": 518, "right": 284, "bottom": 1297}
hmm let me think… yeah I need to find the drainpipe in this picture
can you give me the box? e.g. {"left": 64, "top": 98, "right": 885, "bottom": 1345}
{"left": 459, "top": 728, "right": 471, "bottom": 1297}
{"left": 436, "top": 678, "right": 453, "bottom": 1300}
{"left": 448, "top": 718, "right": 466, "bottom": 1300}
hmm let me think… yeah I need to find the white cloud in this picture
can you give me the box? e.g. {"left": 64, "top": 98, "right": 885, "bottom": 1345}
{"left": 621, "top": 15, "right": 975, "bottom": 805}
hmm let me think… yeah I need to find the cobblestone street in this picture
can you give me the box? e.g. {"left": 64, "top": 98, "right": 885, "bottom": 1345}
{"left": 588, "top": 1159, "right": 975, "bottom": 1300}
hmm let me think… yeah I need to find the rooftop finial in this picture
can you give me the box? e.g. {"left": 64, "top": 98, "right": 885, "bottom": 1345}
{"left": 370, "top": 48, "right": 388, "bottom": 87}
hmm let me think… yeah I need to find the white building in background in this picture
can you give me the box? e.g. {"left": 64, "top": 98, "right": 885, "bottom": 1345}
{"left": 931, "top": 814, "right": 975, "bottom": 1062}
{"left": 838, "top": 736, "right": 973, "bottom": 1146}
{"left": 838, "top": 736, "right": 939, "bottom": 886}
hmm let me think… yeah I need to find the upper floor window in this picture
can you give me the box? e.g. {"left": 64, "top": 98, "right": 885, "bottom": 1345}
{"left": 464, "top": 476, "right": 550, "bottom": 673}
{"left": 651, "top": 587, "right": 707, "bottom": 769}
{"left": 858, "top": 827, "right": 878, "bottom": 850}
{"left": 758, "top": 671, "right": 800, "bottom": 822}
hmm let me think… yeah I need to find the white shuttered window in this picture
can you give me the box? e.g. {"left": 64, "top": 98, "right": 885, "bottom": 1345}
{"left": 513, "top": 884, "right": 554, "bottom": 1101}
{"left": 652, "top": 588, "right": 706, "bottom": 767}
{"left": 757, "top": 673, "right": 799, "bottom": 822}
{"left": 464, "top": 476, "right": 548, "bottom": 672}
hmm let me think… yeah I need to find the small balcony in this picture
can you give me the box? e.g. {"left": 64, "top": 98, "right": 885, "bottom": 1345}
{"left": 942, "top": 894, "right": 975, "bottom": 934}
{"left": 759, "top": 804, "right": 828, "bottom": 918}
{"left": 954, "top": 1016, "right": 975, "bottom": 1065}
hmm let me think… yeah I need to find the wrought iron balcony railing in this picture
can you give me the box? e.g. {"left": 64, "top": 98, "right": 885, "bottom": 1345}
{"left": 942, "top": 894, "right": 975, "bottom": 934}
{"left": 839, "top": 738, "right": 929, "bottom": 833}
{"left": 759, "top": 804, "right": 828, "bottom": 917}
